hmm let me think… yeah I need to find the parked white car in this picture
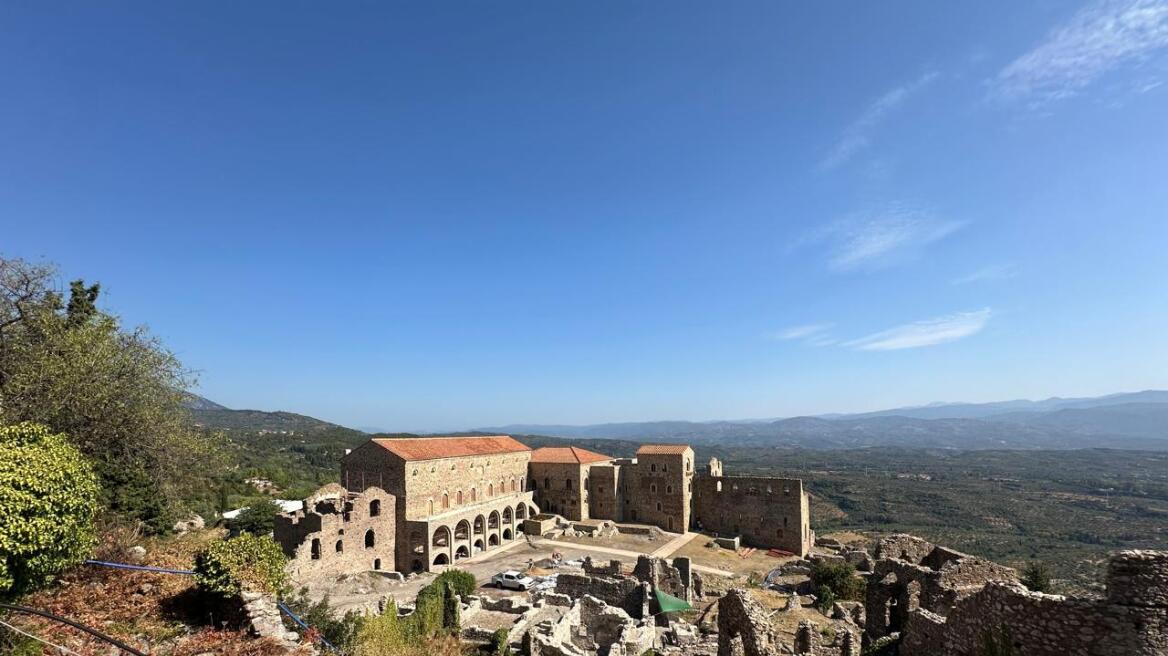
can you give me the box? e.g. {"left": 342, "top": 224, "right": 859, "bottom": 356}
{"left": 491, "top": 570, "right": 536, "bottom": 590}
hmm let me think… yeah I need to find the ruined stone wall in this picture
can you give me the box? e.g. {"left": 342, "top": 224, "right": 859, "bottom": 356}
{"left": 555, "top": 572, "right": 644, "bottom": 618}
{"left": 886, "top": 548, "right": 1168, "bottom": 656}
{"left": 627, "top": 453, "right": 692, "bottom": 532}
{"left": 531, "top": 461, "right": 588, "bottom": 521}
{"left": 692, "top": 475, "right": 810, "bottom": 556}
{"left": 275, "top": 486, "right": 397, "bottom": 580}
{"left": 717, "top": 588, "right": 779, "bottom": 656}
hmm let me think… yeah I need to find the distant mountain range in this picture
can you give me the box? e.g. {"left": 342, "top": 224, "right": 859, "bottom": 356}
{"left": 481, "top": 390, "right": 1168, "bottom": 450}
{"left": 183, "top": 394, "right": 354, "bottom": 433}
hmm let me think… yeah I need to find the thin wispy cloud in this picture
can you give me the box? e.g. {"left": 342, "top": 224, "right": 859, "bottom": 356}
{"left": 845, "top": 309, "right": 993, "bottom": 351}
{"left": 952, "top": 263, "right": 1018, "bottom": 285}
{"left": 820, "top": 71, "right": 939, "bottom": 170}
{"left": 994, "top": 0, "right": 1168, "bottom": 106}
{"left": 772, "top": 323, "right": 834, "bottom": 341}
{"left": 803, "top": 203, "right": 965, "bottom": 273}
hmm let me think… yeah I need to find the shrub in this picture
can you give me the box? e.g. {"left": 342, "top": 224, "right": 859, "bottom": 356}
{"left": 815, "top": 584, "right": 836, "bottom": 614}
{"left": 283, "top": 587, "right": 366, "bottom": 651}
{"left": 354, "top": 601, "right": 407, "bottom": 656}
{"left": 193, "top": 533, "right": 288, "bottom": 597}
{"left": 809, "top": 560, "right": 865, "bottom": 601}
{"left": 0, "top": 422, "right": 100, "bottom": 598}
{"left": 1021, "top": 561, "right": 1051, "bottom": 593}
{"left": 227, "top": 498, "right": 283, "bottom": 536}
{"left": 490, "top": 628, "right": 511, "bottom": 656}
{"left": 434, "top": 568, "right": 477, "bottom": 598}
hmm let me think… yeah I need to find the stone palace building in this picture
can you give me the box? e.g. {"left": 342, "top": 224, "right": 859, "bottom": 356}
{"left": 275, "top": 434, "right": 811, "bottom": 576}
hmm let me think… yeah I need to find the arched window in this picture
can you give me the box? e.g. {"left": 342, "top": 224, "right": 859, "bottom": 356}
{"left": 369, "top": 499, "right": 381, "bottom": 517}
{"left": 511, "top": 478, "right": 516, "bottom": 492}
{"left": 565, "top": 479, "right": 572, "bottom": 490}
{"left": 365, "top": 529, "right": 375, "bottom": 549}
{"left": 656, "top": 502, "right": 662, "bottom": 512}
{"left": 651, "top": 484, "right": 657, "bottom": 494}
{"left": 457, "top": 490, "right": 463, "bottom": 504}
{"left": 651, "top": 464, "right": 657, "bottom": 472}
{"left": 311, "top": 538, "right": 321, "bottom": 560}
{"left": 663, "top": 463, "right": 668, "bottom": 472}
{"left": 544, "top": 478, "right": 550, "bottom": 489}
{"left": 335, "top": 540, "right": 344, "bottom": 553}
{"left": 521, "top": 479, "right": 526, "bottom": 491}
{"left": 666, "top": 485, "right": 673, "bottom": 494}
{"left": 429, "top": 498, "right": 435, "bottom": 514}
{"left": 442, "top": 493, "right": 450, "bottom": 509}
{"left": 489, "top": 483, "right": 494, "bottom": 496}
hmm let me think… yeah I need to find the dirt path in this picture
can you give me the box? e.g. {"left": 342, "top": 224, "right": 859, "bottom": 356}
{"left": 536, "top": 536, "right": 734, "bottom": 577}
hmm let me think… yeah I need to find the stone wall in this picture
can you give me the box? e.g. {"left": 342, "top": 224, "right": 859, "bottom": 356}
{"left": 555, "top": 572, "right": 645, "bottom": 617}
{"left": 692, "top": 474, "right": 811, "bottom": 556}
{"left": 531, "top": 461, "right": 588, "bottom": 520}
{"left": 884, "top": 546, "right": 1168, "bottom": 656}
{"left": 274, "top": 485, "right": 397, "bottom": 580}
{"left": 526, "top": 595, "right": 656, "bottom": 656}
{"left": 627, "top": 451, "right": 693, "bottom": 533}
{"left": 717, "top": 588, "right": 779, "bottom": 656}
{"left": 587, "top": 463, "right": 623, "bottom": 522}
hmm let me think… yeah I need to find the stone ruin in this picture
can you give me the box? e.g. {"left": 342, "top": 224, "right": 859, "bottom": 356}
{"left": 899, "top": 549, "right": 1168, "bottom": 656}
{"left": 864, "top": 534, "right": 1019, "bottom": 644}
{"left": 716, "top": 588, "right": 859, "bottom": 656}
{"left": 525, "top": 594, "right": 656, "bottom": 656}
{"left": 552, "top": 554, "right": 702, "bottom": 622}
{"left": 274, "top": 484, "right": 397, "bottom": 580}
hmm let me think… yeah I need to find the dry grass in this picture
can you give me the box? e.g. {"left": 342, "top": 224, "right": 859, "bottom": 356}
{"left": 8, "top": 523, "right": 308, "bottom": 655}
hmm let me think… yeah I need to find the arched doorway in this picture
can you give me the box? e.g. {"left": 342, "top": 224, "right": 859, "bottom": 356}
{"left": 488, "top": 534, "right": 499, "bottom": 546}
{"left": 474, "top": 538, "right": 484, "bottom": 553}
{"left": 474, "top": 515, "right": 485, "bottom": 535}
{"left": 502, "top": 528, "right": 513, "bottom": 540}
{"left": 502, "top": 507, "right": 513, "bottom": 524}
{"left": 433, "top": 553, "right": 449, "bottom": 566}
{"left": 365, "top": 529, "right": 376, "bottom": 549}
{"left": 455, "top": 519, "right": 471, "bottom": 542}
{"left": 515, "top": 503, "right": 527, "bottom": 520}
{"left": 455, "top": 545, "right": 470, "bottom": 560}
{"left": 433, "top": 525, "right": 451, "bottom": 548}
{"left": 488, "top": 510, "right": 500, "bottom": 530}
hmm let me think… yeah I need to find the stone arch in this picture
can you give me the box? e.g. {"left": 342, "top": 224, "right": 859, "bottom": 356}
{"left": 369, "top": 499, "right": 381, "bottom": 517}
{"left": 455, "top": 519, "right": 471, "bottom": 542}
{"left": 442, "top": 492, "right": 450, "bottom": 509}
{"left": 364, "top": 529, "right": 376, "bottom": 549}
{"left": 503, "top": 528, "right": 513, "bottom": 540}
{"left": 489, "top": 483, "right": 494, "bottom": 497}
{"left": 511, "top": 478, "right": 517, "bottom": 492}
{"left": 474, "top": 538, "right": 484, "bottom": 553}
{"left": 335, "top": 539, "right": 344, "bottom": 553}
{"left": 311, "top": 538, "right": 322, "bottom": 560}
{"left": 457, "top": 490, "right": 464, "bottom": 505}
{"left": 455, "top": 545, "right": 470, "bottom": 560}
{"left": 471, "top": 487, "right": 477, "bottom": 502}
{"left": 433, "top": 525, "right": 451, "bottom": 548}
{"left": 433, "top": 552, "right": 449, "bottom": 566}
{"left": 515, "top": 503, "right": 527, "bottom": 520}
{"left": 503, "top": 507, "right": 513, "bottom": 524}
{"left": 488, "top": 510, "right": 500, "bottom": 529}
{"left": 489, "top": 533, "right": 499, "bottom": 546}
{"left": 474, "top": 514, "right": 485, "bottom": 535}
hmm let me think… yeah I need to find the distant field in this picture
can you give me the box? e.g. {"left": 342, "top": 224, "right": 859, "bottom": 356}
{"left": 720, "top": 446, "right": 1168, "bottom": 593}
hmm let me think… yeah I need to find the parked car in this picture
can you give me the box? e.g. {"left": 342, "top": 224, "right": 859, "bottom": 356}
{"left": 491, "top": 570, "right": 536, "bottom": 590}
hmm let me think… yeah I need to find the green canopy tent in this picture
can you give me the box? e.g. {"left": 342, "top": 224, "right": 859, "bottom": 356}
{"left": 653, "top": 589, "right": 692, "bottom": 614}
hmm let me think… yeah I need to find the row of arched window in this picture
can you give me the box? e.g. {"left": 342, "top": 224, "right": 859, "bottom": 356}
{"left": 310, "top": 529, "right": 377, "bottom": 560}
{"left": 426, "top": 478, "right": 525, "bottom": 514}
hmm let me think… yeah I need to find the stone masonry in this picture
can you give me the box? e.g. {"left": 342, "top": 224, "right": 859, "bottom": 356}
{"left": 899, "top": 549, "right": 1168, "bottom": 656}
{"left": 274, "top": 483, "right": 396, "bottom": 578}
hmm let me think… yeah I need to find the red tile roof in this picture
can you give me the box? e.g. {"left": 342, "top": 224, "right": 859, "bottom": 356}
{"left": 372, "top": 435, "right": 531, "bottom": 461}
{"left": 636, "top": 444, "right": 693, "bottom": 455}
{"left": 530, "top": 446, "right": 613, "bottom": 465}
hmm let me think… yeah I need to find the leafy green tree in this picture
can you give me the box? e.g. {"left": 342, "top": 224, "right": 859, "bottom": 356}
{"left": 815, "top": 584, "right": 836, "bottom": 613}
{"left": 228, "top": 498, "right": 284, "bottom": 536}
{"left": 433, "top": 568, "right": 477, "bottom": 598}
{"left": 809, "top": 560, "right": 865, "bottom": 601}
{"left": 193, "top": 533, "right": 288, "bottom": 597}
{"left": 490, "top": 628, "right": 512, "bottom": 656}
{"left": 0, "top": 257, "right": 217, "bottom": 532}
{"left": 0, "top": 422, "right": 99, "bottom": 598}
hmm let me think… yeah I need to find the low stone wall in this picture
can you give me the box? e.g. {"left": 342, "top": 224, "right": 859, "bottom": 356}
{"left": 555, "top": 572, "right": 645, "bottom": 617}
{"left": 239, "top": 591, "right": 301, "bottom": 649}
{"left": 899, "top": 550, "right": 1168, "bottom": 656}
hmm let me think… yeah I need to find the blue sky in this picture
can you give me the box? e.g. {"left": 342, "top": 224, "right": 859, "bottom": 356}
{"left": 3, "top": 1, "right": 1167, "bottom": 430}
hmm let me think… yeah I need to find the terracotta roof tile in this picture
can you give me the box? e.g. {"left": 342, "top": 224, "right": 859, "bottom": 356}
{"left": 530, "top": 446, "right": 613, "bottom": 465}
{"left": 636, "top": 444, "right": 693, "bottom": 455}
{"left": 372, "top": 435, "right": 531, "bottom": 462}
